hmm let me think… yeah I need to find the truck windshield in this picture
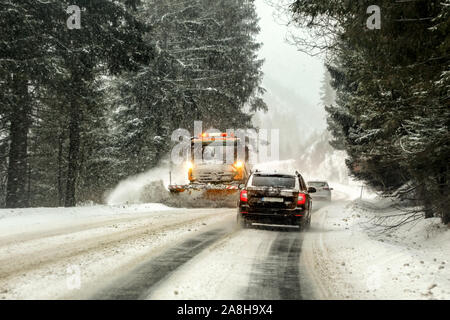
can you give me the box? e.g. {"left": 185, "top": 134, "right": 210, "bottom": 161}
{"left": 202, "top": 144, "right": 237, "bottom": 163}
{"left": 252, "top": 175, "right": 296, "bottom": 188}
{"left": 191, "top": 139, "right": 248, "bottom": 164}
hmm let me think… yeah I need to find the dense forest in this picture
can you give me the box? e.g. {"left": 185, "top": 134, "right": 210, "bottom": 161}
{"left": 2, "top": 0, "right": 448, "bottom": 227}
{"left": 0, "top": 0, "right": 266, "bottom": 208}
{"left": 290, "top": 0, "right": 449, "bottom": 224}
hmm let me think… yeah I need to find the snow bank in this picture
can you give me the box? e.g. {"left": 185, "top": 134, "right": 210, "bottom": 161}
{"left": 0, "top": 203, "right": 172, "bottom": 238}
{"left": 105, "top": 163, "right": 187, "bottom": 205}
{"left": 302, "top": 197, "right": 450, "bottom": 300}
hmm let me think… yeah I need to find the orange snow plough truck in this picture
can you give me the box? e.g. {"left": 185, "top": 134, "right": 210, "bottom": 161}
{"left": 169, "top": 133, "right": 251, "bottom": 205}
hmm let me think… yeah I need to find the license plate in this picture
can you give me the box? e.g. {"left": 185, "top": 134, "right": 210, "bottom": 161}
{"left": 262, "top": 197, "right": 284, "bottom": 203}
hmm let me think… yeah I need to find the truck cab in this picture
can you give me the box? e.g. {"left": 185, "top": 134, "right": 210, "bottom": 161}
{"left": 169, "top": 132, "right": 251, "bottom": 196}
{"left": 187, "top": 132, "right": 250, "bottom": 186}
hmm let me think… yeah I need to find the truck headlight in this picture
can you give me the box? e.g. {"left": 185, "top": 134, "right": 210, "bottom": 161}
{"left": 234, "top": 161, "right": 244, "bottom": 169}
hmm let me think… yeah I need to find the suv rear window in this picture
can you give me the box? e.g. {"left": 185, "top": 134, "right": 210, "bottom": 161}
{"left": 252, "top": 175, "right": 296, "bottom": 188}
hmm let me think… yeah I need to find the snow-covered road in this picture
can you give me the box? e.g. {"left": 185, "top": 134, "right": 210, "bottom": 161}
{"left": 0, "top": 186, "right": 448, "bottom": 300}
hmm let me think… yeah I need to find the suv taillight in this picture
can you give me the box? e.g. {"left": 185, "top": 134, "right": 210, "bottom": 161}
{"left": 297, "top": 193, "right": 306, "bottom": 205}
{"left": 240, "top": 190, "right": 248, "bottom": 202}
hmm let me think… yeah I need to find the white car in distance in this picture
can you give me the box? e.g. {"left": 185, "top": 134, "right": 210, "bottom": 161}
{"left": 307, "top": 181, "right": 333, "bottom": 201}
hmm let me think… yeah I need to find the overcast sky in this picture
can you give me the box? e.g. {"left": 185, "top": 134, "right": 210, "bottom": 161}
{"left": 252, "top": 0, "right": 327, "bottom": 158}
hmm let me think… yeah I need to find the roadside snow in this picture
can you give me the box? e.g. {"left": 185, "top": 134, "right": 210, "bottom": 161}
{"left": 0, "top": 203, "right": 172, "bottom": 220}
{"left": 105, "top": 164, "right": 187, "bottom": 205}
{"left": 0, "top": 181, "right": 447, "bottom": 300}
{"left": 302, "top": 187, "right": 450, "bottom": 300}
{"left": 0, "top": 204, "right": 234, "bottom": 300}
{"left": 0, "top": 203, "right": 172, "bottom": 238}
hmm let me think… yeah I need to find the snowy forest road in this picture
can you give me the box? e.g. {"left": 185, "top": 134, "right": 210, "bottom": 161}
{"left": 1, "top": 187, "right": 448, "bottom": 300}
{"left": 0, "top": 192, "right": 351, "bottom": 300}
{"left": 86, "top": 200, "right": 344, "bottom": 300}
{"left": 90, "top": 221, "right": 309, "bottom": 300}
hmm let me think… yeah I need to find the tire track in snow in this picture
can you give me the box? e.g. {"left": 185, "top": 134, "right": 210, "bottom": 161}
{"left": 0, "top": 214, "right": 223, "bottom": 281}
{"left": 245, "top": 229, "right": 304, "bottom": 299}
{"left": 90, "top": 228, "right": 228, "bottom": 300}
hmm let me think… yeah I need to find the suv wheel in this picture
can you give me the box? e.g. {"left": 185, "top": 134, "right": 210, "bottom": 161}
{"left": 296, "top": 219, "right": 304, "bottom": 232}
{"left": 305, "top": 215, "right": 311, "bottom": 229}
{"left": 297, "top": 216, "right": 310, "bottom": 232}
{"left": 237, "top": 214, "right": 248, "bottom": 229}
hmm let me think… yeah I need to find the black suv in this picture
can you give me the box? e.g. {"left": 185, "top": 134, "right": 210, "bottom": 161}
{"left": 237, "top": 170, "right": 316, "bottom": 231}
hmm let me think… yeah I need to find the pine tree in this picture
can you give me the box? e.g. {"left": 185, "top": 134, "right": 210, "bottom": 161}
{"left": 291, "top": 0, "right": 450, "bottom": 223}
{"left": 0, "top": 1, "right": 152, "bottom": 208}
{"left": 0, "top": 0, "right": 267, "bottom": 207}
{"left": 110, "top": 0, "right": 267, "bottom": 178}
